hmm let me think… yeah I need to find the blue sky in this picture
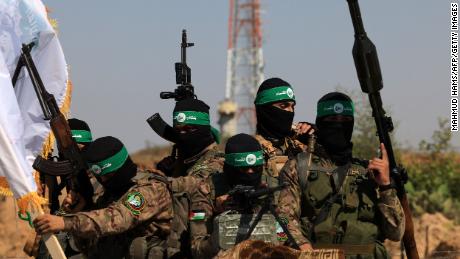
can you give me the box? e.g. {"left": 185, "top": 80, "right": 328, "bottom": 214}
{"left": 43, "top": 0, "right": 459, "bottom": 152}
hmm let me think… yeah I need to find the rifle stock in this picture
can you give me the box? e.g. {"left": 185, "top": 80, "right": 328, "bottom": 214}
{"left": 345, "top": 1, "right": 419, "bottom": 258}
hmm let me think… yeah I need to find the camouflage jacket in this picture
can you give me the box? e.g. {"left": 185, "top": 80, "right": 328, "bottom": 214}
{"left": 171, "top": 143, "right": 225, "bottom": 179}
{"left": 278, "top": 151, "right": 405, "bottom": 257}
{"left": 255, "top": 134, "right": 305, "bottom": 181}
{"left": 255, "top": 134, "right": 306, "bottom": 205}
{"left": 189, "top": 172, "right": 235, "bottom": 259}
{"left": 63, "top": 170, "right": 173, "bottom": 258}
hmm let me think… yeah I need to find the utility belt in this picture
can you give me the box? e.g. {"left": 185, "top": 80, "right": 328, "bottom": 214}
{"left": 313, "top": 244, "right": 375, "bottom": 256}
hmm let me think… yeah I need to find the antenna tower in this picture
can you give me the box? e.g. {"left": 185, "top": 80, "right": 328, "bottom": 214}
{"left": 218, "top": 0, "right": 264, "bottom": 139}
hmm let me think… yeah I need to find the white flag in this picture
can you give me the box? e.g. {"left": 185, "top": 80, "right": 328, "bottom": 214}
{"left": 0, "top": 0, "right": 70, "bottom": 212}
{"left": 0, "top": 50, "right": 37, "bottom": 200}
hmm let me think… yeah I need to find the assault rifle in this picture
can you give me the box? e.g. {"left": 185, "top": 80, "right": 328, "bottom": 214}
{"left": 227, "top": 183, "right": 300, "bottom": 249}
{"left": 228, "top": 184, "right": 286, "bottom": 212}
{"left": 147, "top": 29, "right": 196, "bottom": 142}
{"left": 12, "top": 43, "right": 92, "bottom": 213}
{"left": 345, "top": 1, "right": 419, "bottom": 258}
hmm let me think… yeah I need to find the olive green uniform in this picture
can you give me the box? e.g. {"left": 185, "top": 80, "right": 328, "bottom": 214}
{"left": 278, "top": 150, "right": 405, "bottom": 259}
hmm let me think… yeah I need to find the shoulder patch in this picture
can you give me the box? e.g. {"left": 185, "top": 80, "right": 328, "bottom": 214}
{"left": 123, "top": 191, "right": 146, "bottom": 215}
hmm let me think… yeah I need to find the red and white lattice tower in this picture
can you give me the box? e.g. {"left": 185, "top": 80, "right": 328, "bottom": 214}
{"left": 218, "top": 0, "right": 264, "bottom": 138}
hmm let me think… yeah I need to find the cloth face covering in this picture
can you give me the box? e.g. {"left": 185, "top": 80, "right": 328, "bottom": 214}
{"left": 97, "top": 159, "right": 137, "bottom": 197}
{"left": 224, "top": 164, "right": 263, "bottom": 187}
{"left": 256, "top": 104, "right": 294, "bottom": 140}
{"left": 176, "top": 125, "right": 214, "bottom": 160}
{"left": 316, "top": 119, "right": 354, "bottom": 165}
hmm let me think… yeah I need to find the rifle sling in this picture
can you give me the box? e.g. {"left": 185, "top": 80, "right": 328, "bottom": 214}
{"left": 313, "top": 163, "right": 351, "bottom": 225}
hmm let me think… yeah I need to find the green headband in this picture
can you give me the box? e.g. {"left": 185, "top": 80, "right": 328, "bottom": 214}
{"left": 254, "top": 86, "right": 296, "bottom": 105}
{"left": 225, "top": 151, "right": 264, "bottom": 167}
{"left": 317, "top": 100, "right": 354, "bottom": 117}
{"left": 88, "top": 146, "right": 129, "bottom": 176}
{"left": 71, "top": 130, "right": 92, "bottom": 143}
{"left": 173, "top": 111, "right": 210, "bottom": 126}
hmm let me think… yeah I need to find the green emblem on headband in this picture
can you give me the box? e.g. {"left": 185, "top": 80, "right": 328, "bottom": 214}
{"left": 71, "top": 130, "right": 92, "bottom": 143}
{"left": 254, "top": 86, "right": 295, "bottom": 105}
{"left": 225, "top": 151, "right": 264, "bottom": 167}
{"left": 88, "top": 146, "right": 129, "bottom": 176}
{"left": 173, "top": 111, "right": 210, "bottom": 126}
{"left": 317, "top": 100, "right": 354, "bottom": 117}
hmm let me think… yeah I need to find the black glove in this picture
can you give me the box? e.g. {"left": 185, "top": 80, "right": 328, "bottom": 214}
{"left": 156, "top": 156, "right": 176, "bottom": 176}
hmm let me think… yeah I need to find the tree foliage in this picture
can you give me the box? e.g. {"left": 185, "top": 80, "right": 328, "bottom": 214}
{"left": 337, "top": 86, "right": 459, "bottom": 223}
{"left": 404, "top": 118, "right": 460, "bottom": 223}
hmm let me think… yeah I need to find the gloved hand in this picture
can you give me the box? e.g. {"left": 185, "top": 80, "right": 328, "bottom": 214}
{"left": 156, "top": 156, "right": 176, "bottom": 176}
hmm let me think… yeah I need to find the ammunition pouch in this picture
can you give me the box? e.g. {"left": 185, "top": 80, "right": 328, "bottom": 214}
{"left": 212, "top": 210, "right": 277, "bottom": 250}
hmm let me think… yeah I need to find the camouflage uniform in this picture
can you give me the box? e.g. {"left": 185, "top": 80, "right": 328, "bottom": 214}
{"left": 278, "top": 148, "right": 405, "bottom": 259}
{"left": 62, "top": 170, "right": 173, "bottom": 259}
{"left": 163, "top": 146, "right": 224, "bottom": 258}
{"left": 170, "top": 143, "right": 224, "bottom": 179}
{"left": 190, "top": 171, "right": 285, "bottom": 259}
{"left": 255, "top": 134, "right": 305, "bottom": 198}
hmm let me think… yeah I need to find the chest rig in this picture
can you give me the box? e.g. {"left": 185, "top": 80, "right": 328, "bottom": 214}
{"left": 296, "top": 153, "right": 381, "bottom": 249}
{"left": 208, "top": 173, "right": 285, "bottom": 249}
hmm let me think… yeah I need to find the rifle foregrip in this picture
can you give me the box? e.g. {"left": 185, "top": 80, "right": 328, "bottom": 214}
{"left": 33, "top": 156, "right": 74, "bottom": 176}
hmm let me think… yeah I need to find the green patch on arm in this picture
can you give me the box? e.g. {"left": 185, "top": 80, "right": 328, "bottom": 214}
{"left": 123, "top": 191, "right": 146, "bottom": 216}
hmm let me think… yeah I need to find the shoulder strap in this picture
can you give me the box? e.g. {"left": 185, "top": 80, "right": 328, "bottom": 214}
{"left": 296, "top": 152, "right": 310, "bottom": 192}
{"left": 313, "top": 163, "right": 351, "bottom": 225}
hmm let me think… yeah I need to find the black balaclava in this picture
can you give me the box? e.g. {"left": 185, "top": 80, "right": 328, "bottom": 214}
{"left": 173, "top": 99, "right": 215, "bottom": 161}
{"left": 68, "top": 118, "right": 93, "bottom": 151}
{"left": 315, "top": 92, "right": 354, "bottom": 165}
{"left": 67, "top": 118, "right": 94, "bottom": 204}
{"left": 224, "top": 133, "right": 264, "bottom": 187}
{"left": 255, "top": 78, "right": 296, "bottom": 140}
{"left": 85, "top": 136, "right": 137, "bottom": 198}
